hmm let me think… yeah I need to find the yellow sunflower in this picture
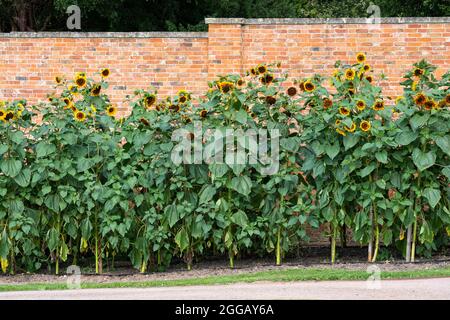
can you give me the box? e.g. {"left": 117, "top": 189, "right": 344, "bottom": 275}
{"left": 362, "top": 64, "right": 371, "bottom": 72}
{"left": 75, "top": 75, "right": 87, "bottom": 88}
{"left": 356, "top": 100, "right": 366, "bottom": 111}
{"left": 0, "top": 109, "right": 6, "bottom": 121}
{"left": 257, "top": 65, "right": 267, "bottom": 74}
{"left": 424, "top": 99, "right": 437, "bottom": 110}
{"left": 365, "top": 75, "right": 374, "bottom": 84}
{"left": 144, "top": 94, "right": 157, "bottom": 108}
{"left": 304, "top": 80, "right": 315, "bottom": 92}
{"left": 287, "top": 87, "right": 297, "bottom": 97}
{"left": 373, "top": 100, "right": 385, "bottom": 111}
{"left": 219, "top": 82, "right": 234, "bottom": 93}
{"left": 345, "top": 69, "right": 355, "bottom": 81}
{"left": 413, "top": 68, "right": 424, "bottom": 77}
{"left": 335, "top": 119, "right": 341, "bottom": 126}
{"left": 74, "top": 110, "right": 86, "bottom": 122}
{"left": 199, "top": 110, "right": 208, "bottom": 118}
{"left": 360, "top": 120, "right": 371, "bottom": 132}
{"left": 4, "top": 111, "right": 14, "bottom": 121}
{"left": 90, "top": 84, "right": 101, "bottom": 96}
{"left": 101, "top": 68, "right": 110, "bottom": 78}
{"left": 414, "top": 93, "right": 426, "bottom": 106}
{"left": 55, "top": 75, "right": 63, "bottom": 84}
{"left": 323, "top": 98, "right": 333, "bottom": 109}
{"left": 339, "top": 107, "right": 350, "bottom": 116}
{"left": 106, "top": 105, "right": 117, "bottom": 117}
{"left": 445, "top": 94, "right": 450, "bottom": 106}
{"left": 344, "top": 122, "right": 357, "bottom": 133}
{"left": 356, "top": 52, "right": 366, "bottom": 63}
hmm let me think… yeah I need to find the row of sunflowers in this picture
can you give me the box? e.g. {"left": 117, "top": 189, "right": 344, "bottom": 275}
{"left": 0, "top": 53, "right": 449, "bottom": 274}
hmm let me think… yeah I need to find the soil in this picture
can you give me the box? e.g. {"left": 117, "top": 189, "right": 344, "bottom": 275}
{"left": 1, "top": 246, "right": 449, "bottom": 285}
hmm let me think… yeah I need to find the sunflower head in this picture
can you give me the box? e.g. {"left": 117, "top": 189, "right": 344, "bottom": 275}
{"left": 345, "top": 69, "right": 355, "bottom": 81}
{"left": 179, "top": 95, "right": 187, "bottom": 104}
{"left": 414, "top": 93, "right": 427, "bottom": 106}
{"left": 219, "top": 81, "right": 234, "bottom": 93}
{"left": 0, "top": 109, "right": 6, "bottom": 121}
{"left": 101, "top": 68, "right": 110, "bottom": 78}
{"left": 265, "top": 96, "right": 277, "bottom": 105}
{"left": 200, "top": 110, "right": 208, "bottom": 118}
{"left": 445, "top": 94, "right": 450, "bottom": 106}
{"left": 323, "top": 98, "right": 333, "bottom": 109}
{"left": 344, "top": 122, "right": 357, "bottom": 133}
{"left": 257, "top": 65, "right": 267, "bottom": 74}
{"left": 413, "top": 68, "right": 424, "bottom": 77}
{"left": 373, "top": 100, "right": 385, "bottom": 111}
{"left": 169, "top": 104, "right": 180, "bottom": 113}
{"left": 144, "top": 94, "right": 157, "bottom": 108}
{"left": 237, "top": 79, "right": 245, "bottom": 87}
{"left": 356, "top": 52, "right": 366, "bottom": 63}
{"left": 287, "top": 87, "right": 297, "bottom": 97}
{"left": 250, "top": 68, "right": 257, "bottom": 76}
{"left": 74, "top": 110, "right": 86, "bottom": 122}
{"left": 360, "top": 120, "right": 371, "bottom": 132}
{"left": 424, "top": 99, "right": 437, "bottom": 110}
{"left": 362, "top": 64, "right": 371, "bottom": 72}
{"left": 336, "top": 128, "right": 346, "bottom": 136}
{"left": 75, "top": 76, "right": 87, "bottom": 88}
{"left": 91, "top": 84, "right": 101, "bottom": 96}
{"left": 260, "top": 73, "right": 274, "bottom": 85}
{"left": 304, "top": 80, "right": 315, "bottom": 92}
{"left": 365, "top": 75, "right": 374, "bottom": 84}
{"left": 356, "top": 100, "right": 366, "bottom": 111}
{"left": 106, "top": 105, "right": 117, "bottom": 117}
{"left": 339, "top": 106, "right": 350, "bottom": 116}
{"left": 335, "top": 119, "right": 341, "bottom": 126}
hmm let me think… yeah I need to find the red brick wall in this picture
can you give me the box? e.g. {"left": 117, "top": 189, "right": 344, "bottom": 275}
{"left": 0, "top": 18, "right": 449, "bottom": 115}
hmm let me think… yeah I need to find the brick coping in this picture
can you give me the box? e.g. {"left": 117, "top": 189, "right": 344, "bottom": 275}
{"left": 0, "top": 32, "right": 208, "bottom": 38}
{"left": 205, "top": 17, "right": 450, "bottom": 25}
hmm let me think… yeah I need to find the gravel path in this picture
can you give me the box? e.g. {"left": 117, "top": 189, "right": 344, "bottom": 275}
{"left": 1, "top": 278, "right": 449, "bottom": 300}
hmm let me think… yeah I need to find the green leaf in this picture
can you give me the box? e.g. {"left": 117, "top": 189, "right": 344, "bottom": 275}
{"left": 209, "top": 163, "right": 229, "bottom": 178}
{"left": 359, "top": 164, "right": 376, "bottom": 177}
{"left": 235, "top": 108, "right": 248, "bottom": 124}
{"left": 395, "top": 130, "right": 418, "bottom": 146}
{"left": 231, "top": 210, "right": 248, "bottom": 227}
{"left": 325, "top": 142, "right": 340, "bottom": 160}
{"left": 422, "top": 187, "right": 441, "bottom": 209}
{"left": 0, "top": 159, "right": 22, "bottom": 177}
{"left": 412, "top": 148, "right": 436, "bottom": 171}
{"left": 175, "top": 228, "right": 189, "bottom": 252}
{"left": 165, "top": 204, "right": 179, "bottom": 228}
{"left": 199, "top": 185, "right": 217, "bottom": 205}
{"left": 36, "top": 142, "right": 56, "bottom": 158}
{"left": 410, "top": 113, "right": 429, "bottom": 131}
{"left": 47, "top": 228, "right": 59, "bottom": 252}
{"left": 343, "top": 134, "right": 359, "bottom": 150}
{"left": 0, "top": 144, "right": 8, "bottom": 156}
{"left": 0, "top": 230, "right": 9, "bottom": 258}
{"left": 230, "top": 176, "right": 252, "bottom": 196}
{"left": 375, "top": 150, "right": 388, "bottom": 164}
{"left": 436, "top": 136, "right": 450, "bottom": 156}
{"left": 14, "top": 168, "right": 31, "bottom": 187}
{"left": 442, "top": 167, "right": 450, "bottom": 180}
{"left": 44, "top": 194, "right": 66, "bottom": 212}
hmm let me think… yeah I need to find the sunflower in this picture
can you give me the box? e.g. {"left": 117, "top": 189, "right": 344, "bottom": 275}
{"left": 373, "top": 100, "right": 384, "bottom": 111}
{"left": 155, "top": 102, "right": 166, "bottom": 112}
{"left": 144, "top": 94, "right": 157, "bottom": 108}
{"left": 304, "top": 80, "right": 315, "bottom": 92}
{"left": 257, "top": 65, "right": 267, "bottom": 74}
{"left": 265, "top": 96, "right": 277, "bottom": 105}
{"left": 424, "top": 99, "right": 437, "bottom": 110}
{"left": 348, "top": 88, "right": 355, "bottom": 95}
{"left": 101, "top": 68, "right": 110, "bottom": 78}
{"left": 177, "top": 90, "right": 191, "bottom": 101}
{"left": 414, "top": 93, "right": 426, "bottom": 106}
{"left": 219, "top": 81, "right": 234, "bottom": 93}
{"left": 356, "top": 52, "right": 366, "bottom": 63}
{"left": 339, "top": 107, "right": 350, "bottom": 116}
{"left": 445, "top": 94, "right": 450, "bottom": 106}
{"left": 335, "top": 119, "right": 341, "bottom": 126}
{"left": 199, "top": 110, "right": 208, "bottom": 118}
{"left": 356, "top": 100, "right": 366, "bottom": 111}
{"left": 75, "top": 75, "right": 87, "bottom": 88}
{"left": 74, "top": 110, "right": 86, "bottom": 122}
{"left": 438, "top": 100, "right": 446, "bottom": 109}
{"left": 345, "top": 69, "right": 355, "bottom": 81}
{"left": 323, "top": 97, "right": 333, "bottom": 109}
{"left": 260, "top": 74, "right": 274, "bottom": 85}
{"left": 360, "top": 120, "right": 371, "bottom": 132}
{"left": 140, "top": 118, "right": 150, "bottom": 126}
{"left": 0, "top": 109, "right": 6, "bottom": 121}
{"left": 287, "top": 87, "right": 297, "bottom": 97}
{"left": 106, "top": 105, "right": 117, "bottom": 117}
{"left": 63, "top": 97, "right": 72, "bottom": 106}
{"left": 345, "top": 122, "right": 357, "bottom": 133}
{"left": 55, "top": 76, "right": 63, "bottom": 84}
{"left": 413, "top": 68, "right": 424, "bottom": 77}
{"left": 4, "top": 111, "right": 14, "bottom": 121}
{"left": 169, "top": 104, "right": 180, "bottom": 112}
{"left": 237, "top": 79, "right": 245, "bottom": 87}
{"left": 91, "top": 84, "right": 101, "bottom": 96}
{"left": 179, "top": 95, "right": 187, "bottom": 104}
{"left": 365, "top": 75, "right": 374, "bottom": 83}
{"left": 336, "top": 128, "right": 346, "bottom": 136}
{"left": 362, "top": 64, "right": 371, "bottom": 72}
{"left": 68, "top": 85, "right": 78, "bottom": 94}
{"left": 250, "top": 68, "right": 257, "bottom": 75}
